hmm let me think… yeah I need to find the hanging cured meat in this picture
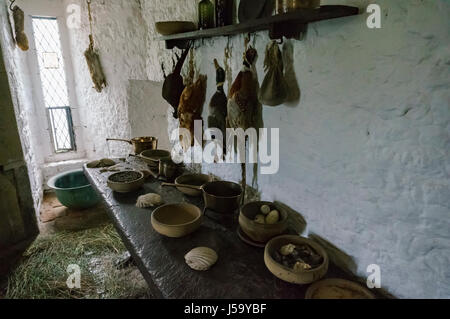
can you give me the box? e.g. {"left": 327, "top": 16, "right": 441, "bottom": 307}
{"left": 162, "top": 46, "right": 191, "bottom": 118}
{"left": 227, "top": 46, "right": 261, "bottom": 132}
{"left": 208, "top": 59, "right": 227, "bottom": 152}
{"left": 178, "top": 74, "right": 208, "bottom": 151}
{"left": 11, "top": 5, "right": 28, "bottom": 51}
{"left": 259, "top": 41, "right": 288, "bottom": 106}
{"left": 84, "top": 0, "right": 107, "bottom": 93}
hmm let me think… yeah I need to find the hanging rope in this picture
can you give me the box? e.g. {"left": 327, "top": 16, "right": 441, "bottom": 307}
{"left": 87, "top": 0, "right": 94, "bottom": 50}
{"left": 9, "top": 0, "right": 16, "bottom": 11}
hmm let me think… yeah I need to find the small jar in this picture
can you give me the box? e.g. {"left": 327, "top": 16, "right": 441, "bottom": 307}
{"left": 275, "top": 0, "right": 286, "bottom": 15}
{"left": 286, "top": 0, "right": 321, "bottom": 12}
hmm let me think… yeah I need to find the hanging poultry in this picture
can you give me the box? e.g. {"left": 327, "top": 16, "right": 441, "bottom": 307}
{"left": 208, "top": 59, "right": 227, "bottom": 153}
{"left": 162, "top": 46, "right": 191, "bottom": 118}
{"left": 178, "top": 74, "right": 208, "bottom": 151}
{"left": 227, "top": 46, "right": 261, "bottom": 133}
{"left": 11, "top": 5, "right": 29, "bottom": 51}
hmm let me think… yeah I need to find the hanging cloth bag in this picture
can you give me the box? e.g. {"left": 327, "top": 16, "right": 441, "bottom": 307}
{"left": 84, "top": 0, "right": 107, "bottom": 93}
{"left": 259, "top": 40, "right": 288, "bottom": 106}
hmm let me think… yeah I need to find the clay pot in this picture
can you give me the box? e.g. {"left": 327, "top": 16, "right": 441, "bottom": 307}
{"left": 107, "top": 171, "right": 145, "bottom": 193}
{"left": 305, "top": 278, "right": 376, "bottom": 299}
{"left": 239, "top": 201, "right": 288, "bottom": 243}
{"left": 151, "top": 203, "right": 203, "bottom": 238}
{"left": 264, "top": 235, "right": 329, "bottom": 284}
{"left": 174, "top": 174, "right": 214, "bottom": 197}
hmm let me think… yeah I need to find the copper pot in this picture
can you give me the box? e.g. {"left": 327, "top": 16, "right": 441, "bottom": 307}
{"left": 107, "top": 136, "right": 158, "bottom": 154}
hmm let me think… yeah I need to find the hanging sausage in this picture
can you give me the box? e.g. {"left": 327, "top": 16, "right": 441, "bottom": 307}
{"left": 259, "top": 40, "right": 288, "bottom": 106}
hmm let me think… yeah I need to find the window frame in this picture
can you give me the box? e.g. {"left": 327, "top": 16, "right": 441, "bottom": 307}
{"left": 31, "top": 15, "right": 77, "bottom": 154}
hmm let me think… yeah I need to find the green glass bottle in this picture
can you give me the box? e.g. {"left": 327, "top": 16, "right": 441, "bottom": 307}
{"left": 199, "top": 0, "right": 215, "bottom": 29}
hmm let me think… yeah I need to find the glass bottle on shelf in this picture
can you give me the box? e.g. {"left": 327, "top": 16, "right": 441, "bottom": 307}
{"left": 215, "top": 0, "right": 233, "bottom": 27}
{"left": 275, "top": 0, "right": 287, "bottom": 15}
{"left": 199, "top": 0, "right": 215, "bottom": 29}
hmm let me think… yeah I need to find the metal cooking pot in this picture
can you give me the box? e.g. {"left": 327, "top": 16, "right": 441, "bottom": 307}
{"left": 106, "top": 137, "right": 158, "bottom": 154}
{"left": 162, "top": 181, "right": 242, "bottom": 214}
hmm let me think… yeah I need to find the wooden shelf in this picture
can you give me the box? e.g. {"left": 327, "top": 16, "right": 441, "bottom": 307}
{"left": 158, "top": 5, "right": 359, "bottom": 49}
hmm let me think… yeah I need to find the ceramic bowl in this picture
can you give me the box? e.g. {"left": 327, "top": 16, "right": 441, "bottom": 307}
{"left": 151, "top": 203, "right": 203, "bottom": 238}
{"left": 264, "top": 235, "right": 329, "bottom": 284}
{"left": 140, "top": 149, "right": 171, "bottom": 168}
{"left": 175, "top": 174, "right": 213, "bottom": 197}
{"left": 239, "top": 201, "right": 288, "bottom": 243}
{"left": 107, "top": 171, "right": 145, "bottom": 193}
{"left": 305, "top": 278, "right": 376, "bottom": 299}
{"left": 155, "top": 21, "right": 197, "bottom": 36}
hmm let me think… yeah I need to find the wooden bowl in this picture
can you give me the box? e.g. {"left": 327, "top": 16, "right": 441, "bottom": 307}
{"left": 175, "top": 174, "right": 213, "bottom": 197}
{"left": 264, "top": 235, "right": 329, "bottom": 284}
{"left": 155, "top": 21, "right": 197, "bottom": 36}
{"left": 151, "top": 203, "right": 203, "bottom": 238}
{"left": 107, "top": 171, "right": 145, "bottom": 193}
{"left": 305, "top": 278, "right": 376, "bottom": 299}
{"left": 239, "top": 201, "right": 288, "bottom": 243}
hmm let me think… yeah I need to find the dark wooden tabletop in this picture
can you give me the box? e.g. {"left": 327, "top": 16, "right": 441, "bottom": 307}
{"left": 84, "top": 157, "right": 350, "bottom": 299}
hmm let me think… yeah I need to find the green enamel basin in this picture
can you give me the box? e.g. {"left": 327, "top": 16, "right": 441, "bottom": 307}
{"left": 47, "top": 169, "right": 100, "bottom": 210}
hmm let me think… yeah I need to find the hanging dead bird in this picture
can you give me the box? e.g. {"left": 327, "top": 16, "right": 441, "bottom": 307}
{"left": 227, "top": 46, "right": 260, "bottom": 132}
{"left": 11, "top": 5, "right": 29, "bottom": 51}
{"left": 227, "top": 45, "right": 262, "bottom": 204}
{"left": 162, "top": 46, "right": 191, "bottom": 118}
{"left": 178, "top": 74, "right": 207, "bottom": 151}
{"left": 84, "top": 1, "right": 107, "bottom": 92}
{"left": 259, "top": 41, "right": 288, "bottom": 106}
{"left": 208, "top": 59, "right": 227, "bottom": 153}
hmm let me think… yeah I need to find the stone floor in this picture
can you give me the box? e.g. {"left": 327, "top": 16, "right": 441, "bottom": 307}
{"left": 39, "top": 192, "right": 111, "bottom": 234}
{"left": 1, "top": 192, "right": 152, "bottom": 299}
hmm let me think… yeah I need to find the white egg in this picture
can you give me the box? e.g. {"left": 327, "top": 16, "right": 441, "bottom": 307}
{"left": 260, "top": 205, "right": 271, "bottom": 215}
{"left": 265, "top": 210, "right": 280, "bottom": 224}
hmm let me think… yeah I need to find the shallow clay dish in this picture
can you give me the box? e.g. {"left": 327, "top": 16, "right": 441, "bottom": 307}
{"left": 305, "top": 278, "right": 376, "bottom": 299}
{"left": 239, "top": 201, "right": 288, "bottom": 243}
{"left": 264, "top": 235, "right": 329, "bottom": 284}
{"left": 139, "top": 149, "right": 171, "bottom": 167}
{"left": 175, "top": 174, "right": 213, "bottom": 197}
{"left": 155, "top": 21, "right": 197, "bottom": 36}
{"left": 151, "top": 203, "right": 203, "bottom": 238}
{"left": 107, "top": 171, "right": 145, "bottom": 193}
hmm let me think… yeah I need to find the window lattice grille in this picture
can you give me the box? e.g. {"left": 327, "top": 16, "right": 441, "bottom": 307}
{"left": 32, "top": 17, "right": 75, "bottom": 152}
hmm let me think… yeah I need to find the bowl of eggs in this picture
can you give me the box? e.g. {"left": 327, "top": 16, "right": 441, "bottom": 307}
{"left": 238, "top": 201, "right": 288, "bottom": 243}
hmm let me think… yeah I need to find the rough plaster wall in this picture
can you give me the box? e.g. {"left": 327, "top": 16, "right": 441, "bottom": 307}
{"left": 127, "top": 80, "right": 171, "bottom": 151}
{"left": 0, "top": 0, "right": 44, "bottom": 212}
{"left": 63, "top": 0, "right": 148, "bottom": 159}
{"left": 141, "top": 0, "right": 450, "bottom": 298}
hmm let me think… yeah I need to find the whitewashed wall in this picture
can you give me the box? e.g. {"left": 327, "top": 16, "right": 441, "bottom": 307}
{"left": 141, "top": 0, "right": 450, "bottom": 298}
{"left": 0, "top": 0, "right": 44, "bottom": 211}
{"left": 2, "top": 0, "right": 448, "bottom": 298}
{"left": 63, "top": 0, "right": 148, "bottom": 158}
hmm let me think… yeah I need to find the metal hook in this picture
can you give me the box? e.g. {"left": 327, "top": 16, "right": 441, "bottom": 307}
{"left": 275, "top": 37, "right": 284, "bottom": 45}
{"left": 9, "top": 0, "right": 16, "bottom": 11}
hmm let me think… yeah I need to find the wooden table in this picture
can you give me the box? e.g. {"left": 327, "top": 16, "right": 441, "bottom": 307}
{"left": 84, "top": 157, "right": 350, "bottom": 299}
